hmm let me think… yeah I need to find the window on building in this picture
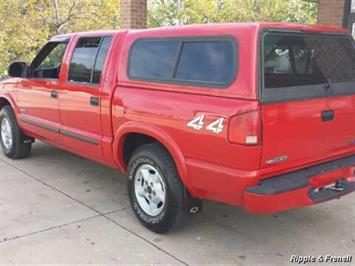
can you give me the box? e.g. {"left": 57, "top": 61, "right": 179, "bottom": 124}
{"left": 69, "top": 36, "right": 112, "bottom": 84}
{"left": 351, "top": 0, "right": 355, "bottom": 13}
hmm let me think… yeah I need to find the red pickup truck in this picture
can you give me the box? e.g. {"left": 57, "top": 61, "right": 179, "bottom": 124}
{"left": 1, "top": 22, "right": 355, "bottom": 233}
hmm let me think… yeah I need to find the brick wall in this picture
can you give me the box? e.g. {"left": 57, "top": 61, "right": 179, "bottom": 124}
{"left": 120, "top": 0, "right": 147, "bottom": 29}
{"left": 318, "top": 0, "right": 346, "bottom": 27}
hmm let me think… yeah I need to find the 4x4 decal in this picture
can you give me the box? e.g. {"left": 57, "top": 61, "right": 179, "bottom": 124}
{"left": 187, "top": 115, "right": 205, "bottom": 131}
{"left": 187, "top": 115, "right": 224, "bottom": 134}
{"left": 206, "top": 118, "right": 224, "bottom": 134}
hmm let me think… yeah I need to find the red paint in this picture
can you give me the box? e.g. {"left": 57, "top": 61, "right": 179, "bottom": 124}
{"left": 0, "top": 23, "right": 354, "bottom": 214}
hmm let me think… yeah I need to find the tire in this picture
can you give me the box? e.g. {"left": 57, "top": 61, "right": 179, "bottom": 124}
{"left": 127, "top": 142, "right": 201, "bottom": 233}
{"left": 0, "top": 105, "right": 32, "bottom": 159}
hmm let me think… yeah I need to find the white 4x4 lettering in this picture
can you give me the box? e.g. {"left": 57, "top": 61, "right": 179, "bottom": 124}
{"left": 206, "top": 118, "right": 224, "bottom": 134}
{"left": 187, "top": 115, "right": 205, "bottom": 130}
{"left": 187, "top": 115, "right": 224, "bottom": 134}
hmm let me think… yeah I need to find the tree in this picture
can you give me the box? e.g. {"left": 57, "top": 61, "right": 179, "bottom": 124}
{"left": 0, "top": 0, "right": 120, "bottom": 78}
{"left": 148, "top": 0, "right": 318, "bottom": 28}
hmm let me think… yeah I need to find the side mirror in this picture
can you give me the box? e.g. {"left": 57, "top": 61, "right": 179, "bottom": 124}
{"left": 8, "top": 62, "right": 28, "bottom": 78}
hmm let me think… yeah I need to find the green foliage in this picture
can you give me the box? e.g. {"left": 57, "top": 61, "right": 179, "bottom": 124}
{"left": 148, "top": 0, "right": 318, "bottom": 27}
{"left": 0, "top": 0, "right": 120, "bottom": 78}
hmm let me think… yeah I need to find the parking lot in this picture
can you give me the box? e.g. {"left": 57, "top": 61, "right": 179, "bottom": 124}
{"left": 0, "top": 141, "right": 354, "bottom": 265}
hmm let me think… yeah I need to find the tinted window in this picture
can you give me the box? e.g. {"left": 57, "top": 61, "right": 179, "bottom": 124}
{"left": 264, "top": 34, "right": 355, "bottom": 89}
{"left": 31, "top": 42, "right": 67, "bottom": 79}
{"left": 129, "top": 40, "right": 179, "bottom": 80}
{"left": 175, "top": 42, "right": 234, "bottom": 84}
{"left": 38, "top": 43, "right": 67, "bottom": 70}
{"left": 92, "top": 37, "right": 112, "bottom": 84}
{"left": 128, "top": 38, "right": 237, "bottom": 87}
{"left": 69, "top": 36, "right": 111, "bottom": 84}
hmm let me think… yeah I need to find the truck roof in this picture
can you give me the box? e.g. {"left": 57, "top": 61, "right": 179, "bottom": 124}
{"left": 51, "top": 22, "right": 349, "bottom": 41}
{"left": 127, "top": 22, "right": 348, "bottom": 34}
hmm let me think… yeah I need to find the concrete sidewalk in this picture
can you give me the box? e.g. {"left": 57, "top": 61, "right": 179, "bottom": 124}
{"left": 0, "top": 142, "right": 354, "bottom": 265}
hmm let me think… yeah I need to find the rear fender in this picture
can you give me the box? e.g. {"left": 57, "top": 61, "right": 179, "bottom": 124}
{"left": 113, "top": 121, "right": 194, "bottom": 194}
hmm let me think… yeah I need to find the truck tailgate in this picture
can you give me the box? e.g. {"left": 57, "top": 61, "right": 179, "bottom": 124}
{"left": 260, "top": 31, "right": 355, "bottom": 170}
{"left": 261, "top": 94, "right": 355, "bottom": 168}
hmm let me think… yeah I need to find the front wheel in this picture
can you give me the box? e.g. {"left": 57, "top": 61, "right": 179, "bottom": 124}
{"left": 127, "top": 143, "right": 201, "bottom": 233}
{"left": 0, "top": 105, "right": 32, "bottom": 159}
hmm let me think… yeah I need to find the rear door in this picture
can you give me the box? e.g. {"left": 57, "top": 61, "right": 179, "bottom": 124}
{"left": 58, "top": 35, "right": 113, "bottom": 161}
{"left": 260, "top": 31, "right": 355, "bottom": 168}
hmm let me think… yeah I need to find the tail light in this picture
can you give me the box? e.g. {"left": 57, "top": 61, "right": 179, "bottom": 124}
{"left": 228, "top": 110, "right": 262, "bottom": 145}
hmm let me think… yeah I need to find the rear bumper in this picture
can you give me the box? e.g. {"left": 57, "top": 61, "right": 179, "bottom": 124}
{"left": 244, "top": 155, "right": 355, "bottom": 214}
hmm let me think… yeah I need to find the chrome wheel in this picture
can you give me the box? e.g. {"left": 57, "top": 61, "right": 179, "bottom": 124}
{"left": 1, "top": 118, "right": 13, "bottom": 150}
{"left": 134, "top": 164, "right": 166, "bottom": 216}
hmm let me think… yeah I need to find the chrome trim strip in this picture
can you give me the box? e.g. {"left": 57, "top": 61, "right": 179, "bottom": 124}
{"left": 19, "top": 116, "right": 59, "bottom": 133}
{"left": 19, "top": 115, "right": 99, "bottom": 145}
{"left": 61, "top": 129, "right": 99, "bottom": 145}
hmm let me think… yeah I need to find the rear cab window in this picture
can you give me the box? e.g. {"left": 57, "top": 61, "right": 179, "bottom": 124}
{"left": 128, "top": 37, "right": 238, "bottom": 88}
{"left": 261, "top": 31, "right": 355, "bottom": 103}
{"left": 68, "top": 36, "right": 112, "bottom": 85}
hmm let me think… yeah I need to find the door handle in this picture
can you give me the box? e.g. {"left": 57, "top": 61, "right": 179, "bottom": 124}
{"left": 90, "top": 96, "right": 100, "bottom": 106}
{"left": 321, "top": 110, "right": 334, "bottom": 122}
{"left": 50, "top": 90, "right": 58, "bottom": 99}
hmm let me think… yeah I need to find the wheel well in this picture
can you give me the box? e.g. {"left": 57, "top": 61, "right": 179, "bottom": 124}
{"left": 123, "top": 133, "right": 159, "bottom": 166}
{"left": 0, "top": 97, "right": 10, "bottom": 111}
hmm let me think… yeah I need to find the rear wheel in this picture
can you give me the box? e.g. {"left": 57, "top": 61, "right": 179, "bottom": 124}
{"left": 0, "top": 105, "right": 32, "bottom": 159}
{"left": 127, "top": 142, "right": 201, "bottom": 233}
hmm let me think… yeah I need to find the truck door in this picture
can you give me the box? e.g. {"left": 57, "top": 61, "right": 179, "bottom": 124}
{"left": 17, "top": 37, "right": 69, "bottom": 141}
{"left": 58, "top": 35, "right": 113, "bottom": 162}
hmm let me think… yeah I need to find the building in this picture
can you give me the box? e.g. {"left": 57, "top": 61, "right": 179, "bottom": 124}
{"left": 120, "top": 0, "right": 147, "bottom": 29}
{"left": 120, "top": 0, "right": 355, "bottom": 38}
{"left": 318, "top": 0, "right": 355, "bottom": 37}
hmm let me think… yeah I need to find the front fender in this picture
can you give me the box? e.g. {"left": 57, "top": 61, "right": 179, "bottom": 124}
{"left": 0, "top": 92, "right": 20, "bottom": 115}
{"left": 113, "top": 121, "right": 194, "bottom": 193}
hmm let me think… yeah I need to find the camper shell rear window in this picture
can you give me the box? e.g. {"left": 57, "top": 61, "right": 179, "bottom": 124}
{"left": 261, "top": 31, "right": 355, "bottom": 103}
